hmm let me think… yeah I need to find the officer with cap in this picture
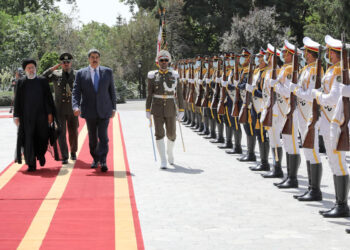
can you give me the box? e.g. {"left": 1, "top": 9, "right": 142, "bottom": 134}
{"left": 309, "top": 35, "right": 349, "bottom": 218}
{"left": 146, "top": 50, "right": 184, "bottom": 169}
{"left": 42, "top": 52, "right": 79, "bottom": 164}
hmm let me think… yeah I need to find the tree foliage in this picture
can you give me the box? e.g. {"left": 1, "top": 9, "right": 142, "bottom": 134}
{"left": 220, "top": 7, "right": 293, "bottom": 53}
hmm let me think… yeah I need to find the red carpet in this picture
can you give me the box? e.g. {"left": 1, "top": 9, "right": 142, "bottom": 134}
{"left": 0, "top": 116, "right": 144, "bottom": 249}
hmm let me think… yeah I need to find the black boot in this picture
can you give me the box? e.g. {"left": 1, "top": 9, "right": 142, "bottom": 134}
{"left": 320, "top": 175, "right": 336, "bottom": 215}
{"left": 184, "top": 111, "right": 191, "bottom": 125}
{"left": 294, "top": 161, "right": 311, "bottom": 199}
{"left": 274, "top": 153, "right": 289, "bottom": 186}
{"left": 204, "top": 118, "right": 216, "bottom": 139}
{"left": 191, "top": 113, "right": 199, "bottom": 129}
{"left": 238, "top": 135, "right": 256, "bottom": 162}
{"left": 262, "top": 147, "right": 283, "bottom": 178}
{"left": 277, "top": 154, "right": 300, "bottom": 188}
{"left": 218, "top": 125, "right": 233, "bottom": 149}
{"left": 250, "top": 140, "right": 270, "bottom": 171}
{"left": 226, "top": 129, "right": 242, "bottom": 154}
{"left": 322, "top": 175, "right": 350, "bottom": 218}
{"left": 182, "top": 111, "right": 188, "bottom": 123}
{"left": 346, "top": 228, "right": 350, "bottom": 233}
{"left": 199, "top": 114, "right": 210, "bottom": 135}
{"left": 298, "top": 163, "right": 323, "bottom": 201}
{"left": 319, "top": 135, "right": 326, "bottom": 153}
{"left": 210, "top": 122, "right": 224, "bottom": 143}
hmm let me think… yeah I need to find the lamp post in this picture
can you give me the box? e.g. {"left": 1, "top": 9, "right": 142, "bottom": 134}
{"left": 138, "top": 61, "right": 142, "bottom": 99}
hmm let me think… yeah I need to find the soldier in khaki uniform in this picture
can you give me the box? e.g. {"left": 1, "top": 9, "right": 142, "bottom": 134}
{"left": 42, "top": 52, "right": 78, "bottom": 164}
{"left": 146, "top": 50, "right": 184, "bottom": 169}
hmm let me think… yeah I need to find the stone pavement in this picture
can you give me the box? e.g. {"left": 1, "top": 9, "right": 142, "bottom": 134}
{"left": 1, "top": 101, "right": 350, "bottom": 249}
{"left": 119, "top": 101, "right": 350, "bottom": 250}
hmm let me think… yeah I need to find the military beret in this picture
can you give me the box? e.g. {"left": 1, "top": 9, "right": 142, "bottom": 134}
{"left": 59, "top": 52, "right": 73, "bottom": 61}
{"left": 22, "top": 58, "right": 37, "bottom": 70}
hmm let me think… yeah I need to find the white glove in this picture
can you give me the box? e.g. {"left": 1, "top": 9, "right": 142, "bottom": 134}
{"left": 221, "top": 81, "right": 228, "bottom": 87}
{"left": 341, "top": 83, "right": 350, "bottom": 98}
{"left": 206, "top": 79, "right": 211, "bottom": 84}
{"left": 146, "top": 111, "right": 151, "bottom": 120}
{"left": 198, "top": 79, "right": 203, "bottom": 85}
{"left": 233, "top": 80, "right": 239, "bottom": 87}
{"left": 311, "top": 89, "right": 319, "bottom": 99}
{"left": 269, "top": 79, "right": 278, "bottom": 88}
{"left": 246, "top": 84, "right": 254, "bottom": 93}
{"left": 177, "top": 111, "right": 184, "bottom": 121}
{"left": 216, "top": 77, "right": 222, "bottom": 84}
{"left": 289, "top": 82, "right": 298, "bottom": 92}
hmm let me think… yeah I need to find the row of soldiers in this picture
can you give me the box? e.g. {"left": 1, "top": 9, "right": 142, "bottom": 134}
{"left": 176, "top": 35, "right": 350, "bottom": 233}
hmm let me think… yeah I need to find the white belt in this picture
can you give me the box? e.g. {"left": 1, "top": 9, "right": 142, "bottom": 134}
{"left": 153, "top": 94, "right": 175, "bottom": 99}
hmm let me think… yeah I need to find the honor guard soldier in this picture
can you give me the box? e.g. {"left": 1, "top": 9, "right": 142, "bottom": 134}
{"left": 146, "top": 50, "right": 184, "bottom": 169}
{"left": 289, "top": 37, "right": 324, "bottom": 201}
{"left": 273, "top": 40, "right": 301, "bottom": 189}
{"left": 43, "top": 52, "right": 79, "bottom": 164}
{"left": 198, "top": 55, "right": 212, "bottom": 136}
{"left": 260, "top": 44, "right": 284, "bottom": 178}
{"left": 219, "top": 52, "right": 235, "bottom": 150}
{"left": 226, "top": 53, "right": 243, "bottom": 154}
{"left": 193, "top": 55, "right": 205, "bottom": 132}
{"left": 310, "top": 35, "right": 349, "bottom": 217}
{"left": 236, "top": 48, "right": 257, "bottom": 162}
{"left": 247, "top": 49, "right": 271, "bottom": 171}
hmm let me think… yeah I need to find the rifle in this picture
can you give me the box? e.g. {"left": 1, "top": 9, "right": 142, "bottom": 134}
{"left": 239, "top": 54, "right": 255, "bottom": 123}
{"left": 231, "top": 55, "right": 241, "bottom": 117}
{"left": 336, "top": 33, "right": 350, "bottom": 151}
{"left": 211, "top": 57, "right": 221, "bottom": 109}
{"left": 201, "top": 58, "right": 211, "bottom": 107}
{"left": 302, "top": 46, "right": 322, "bottom": 148}
{"left": 262, "top": 47, "right": 277, "bottom": 127}
{"left": 182, "top": 62, "right": 188, "bottom": 101}
{"left": 282, "top": 44, "right": 299, "bottom": 134}
{"left": 187, "top": 62, "right": 195, "bottom": 103}
{"left": 195, "top": 57, "right": 205, "bottom": 106}
{"left": 218, "top": 55, "right": 228, "bottom": 115}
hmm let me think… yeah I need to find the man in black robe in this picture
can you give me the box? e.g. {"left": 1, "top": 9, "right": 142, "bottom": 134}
{"left": 14, "top": 59, "right": 56, "bottom": 172}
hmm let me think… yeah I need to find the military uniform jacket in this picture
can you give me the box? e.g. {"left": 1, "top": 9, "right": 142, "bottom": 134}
{"left": 43, "top": 68, "right": 76, "bottom": 115}
{"left": 146, "top": 69, "right": 184, "bottom": 117}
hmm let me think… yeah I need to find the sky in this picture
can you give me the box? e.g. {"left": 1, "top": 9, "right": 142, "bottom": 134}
{"left": 55, "top": 0, "right": 137, "bottom": 26}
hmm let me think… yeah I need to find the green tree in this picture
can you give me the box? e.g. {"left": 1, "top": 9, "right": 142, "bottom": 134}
{"left": 38, "top": 51, "right": 59, "bottom": 74}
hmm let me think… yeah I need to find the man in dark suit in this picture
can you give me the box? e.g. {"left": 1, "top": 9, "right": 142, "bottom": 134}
{"left": 72, "top": 49, "right": 117, "bottom": 172}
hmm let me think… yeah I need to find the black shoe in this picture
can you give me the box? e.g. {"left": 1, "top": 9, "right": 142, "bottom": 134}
{"left": 27, "top": 165, "right": 36, "bottom": 172}
{"left": 225, "top": 147, "right": 242, "bottom": 154}
{"left": 71, "top": 152, "right": 77, "bottom": 160}
{"left": 210, "top": 138, "right": 225, "bottom": 144}
{"left": 62, "top": 158, "right": 69, "bottom": 164}
{"left": 91, "top": 160, "right": 98, "bottom": 169}
{"left": 249, "top": 163, "right": 270, "bottom": 171}
{"left": 293, "top": 190, "right": 310, "bottom": 199}
{"left": 237, "top": 153, "right": 256, "bottom": 162}
{"left": 277, "top": 178, "right": 298, "bottom": 189}
{"left": 198, "top": 131, "right": 210, "bottom": 136}
{"left": 322, "top": 204, "right": 350, "bottom": 218}
{"left": 38, "top": 156, "right": 46, "bottom": 166}
{"left": 298, "top": 189, "right": 322, "bottom": 201}
{"left": 101, "top": 163, "right": 108, "bottom": 172}
{"left": 346, "top": 228, "right": 350, "bottom": 234}
{"left": 261, "top": 170, "right": 284, "bottom": 178}
{"left": 218, "top": 143, "right": 233, "bottom": 149}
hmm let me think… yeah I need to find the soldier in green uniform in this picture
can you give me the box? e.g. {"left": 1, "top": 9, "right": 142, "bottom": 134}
{"left": 146, "top": 50, "right": 184, "bottom": 169}
{"left": 42, "top": 52, "right": 79, "bottom": 164}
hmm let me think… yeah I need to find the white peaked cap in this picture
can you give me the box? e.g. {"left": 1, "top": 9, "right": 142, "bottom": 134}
{"left": 325, "top": 35, "right": 342, "bottom": 51}
{"left": 303, "top": 37, "right": 320, "bottom": 52}
{"left": 267, "top": 43, "right": 281, "bottom": 56}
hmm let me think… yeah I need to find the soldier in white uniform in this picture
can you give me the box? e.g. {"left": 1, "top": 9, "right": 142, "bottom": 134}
{"left": 289, "top": 37, "right": 324, "bottom": 201}
{"left": 260, "top": 44, "right": 284, "bottom": 178}
{"left": 310, "top": 35, "right": 349, "bottom": 218}
{"left": 146, "top": 50, "right": 185, "bottom": 169}
{"left": 273, "top": 40, "right": 301, "bottom": 189}
{"left": 247, "top": 49, "right": 271, "bottom": 171}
